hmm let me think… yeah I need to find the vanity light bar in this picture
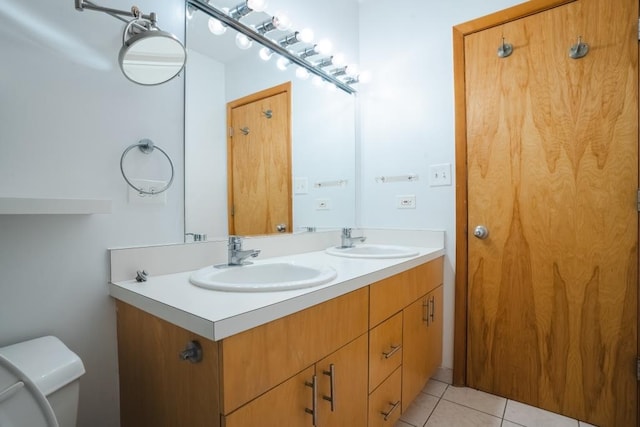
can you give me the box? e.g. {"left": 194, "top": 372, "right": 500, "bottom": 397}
{"left": 187, "top": 0, "right": 356, "bottom": 94}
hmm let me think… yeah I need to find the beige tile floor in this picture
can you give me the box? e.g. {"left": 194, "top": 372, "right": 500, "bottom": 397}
{"left": 395, "top": 380, "right": 598, "bottom": 427}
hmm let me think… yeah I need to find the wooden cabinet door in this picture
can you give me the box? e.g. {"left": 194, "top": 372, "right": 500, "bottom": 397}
{"left": 462, "top": 1, "right": 637, "bottom": 425}
{"left": 425, "top": 286, "right": 443, "bottom": 379}
{"left": 401, "top": 295, "right": 430, "bottom": 413}
{"left": 223, "top": 366, "right": 315, "bottom": 427}
{"left": 316, "top": 334, "right": 368, "bottom": 427}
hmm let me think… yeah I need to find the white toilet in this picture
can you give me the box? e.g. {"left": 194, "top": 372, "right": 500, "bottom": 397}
{"left": 0, "top": 336, "right": 85, "bottom": 427}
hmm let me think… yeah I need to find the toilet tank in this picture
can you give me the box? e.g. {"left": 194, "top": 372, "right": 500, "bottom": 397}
{"left": 0, "top": 336, "right": 85, "bottom": 427}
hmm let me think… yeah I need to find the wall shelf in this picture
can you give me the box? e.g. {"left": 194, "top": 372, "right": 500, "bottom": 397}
{"left": 0, "top": 197, "right": 112, "bottom": 215}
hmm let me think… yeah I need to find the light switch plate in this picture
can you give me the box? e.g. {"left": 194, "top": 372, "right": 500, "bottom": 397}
{"left": 429, "top": 163, "right": 452, "bottom": 186}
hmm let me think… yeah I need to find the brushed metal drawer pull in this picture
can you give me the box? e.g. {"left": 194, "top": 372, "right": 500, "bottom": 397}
{"left": 305, "top": 375, "right": 318, "bottom": 426}
{"left": 381, "top": 400, "right": 401, "bottom": 421}
{"left": 322, "top": 363, "right": 336, "bottom": 412}
{"left": 382, "top": 344, "right": 401, "bottom": 359}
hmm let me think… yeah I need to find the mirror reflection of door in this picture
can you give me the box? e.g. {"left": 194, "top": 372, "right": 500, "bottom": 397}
{"left": 227, "top": 82, "right": 292, "bottom": 236}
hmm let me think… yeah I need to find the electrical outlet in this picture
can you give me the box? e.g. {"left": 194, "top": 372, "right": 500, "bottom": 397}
{"left": 128, "top": 179, "right": 167, "bottom": 205}
{"left": 315, "top": 198, "right": 331, "bottom": 210}
{"left": 429, "top": 163, "right": 452, "bottom": 186}
{"left": 294, "top": 177, "right": 309, "bottom": 194}
{"left": 397, "top": 195, "right": 416, "bottom": 209}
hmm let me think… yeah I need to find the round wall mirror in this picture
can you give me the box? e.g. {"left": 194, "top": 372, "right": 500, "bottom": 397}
{"left": 119, "top": 31, "right": 187, "bottom": 86}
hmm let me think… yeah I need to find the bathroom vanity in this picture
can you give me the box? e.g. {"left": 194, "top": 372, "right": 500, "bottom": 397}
{"left": 109, "top": 231, "right": 444, "bottom": 426}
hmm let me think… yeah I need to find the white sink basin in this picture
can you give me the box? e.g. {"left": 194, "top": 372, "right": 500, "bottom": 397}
{"left": 189, "top": 261, "right": 337, "bottom": 292}
{"left": 325, "top": 244, "right": 420, "bottom": 259}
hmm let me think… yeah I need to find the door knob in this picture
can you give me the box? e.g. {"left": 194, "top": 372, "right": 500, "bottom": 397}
{"left": 276, "top": 224, "right": 287, "bottom": 232}
{"left": 473, "top": 225, "right": 489, "bottom": 240}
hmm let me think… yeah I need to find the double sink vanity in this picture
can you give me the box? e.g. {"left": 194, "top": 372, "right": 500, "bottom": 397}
{"left": 109, "top": 229, "right": 445, "bottom": 426}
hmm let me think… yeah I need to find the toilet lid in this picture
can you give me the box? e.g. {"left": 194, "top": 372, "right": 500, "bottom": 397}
{"left": 0, "top": 354, "right": 58, "bottom": 427}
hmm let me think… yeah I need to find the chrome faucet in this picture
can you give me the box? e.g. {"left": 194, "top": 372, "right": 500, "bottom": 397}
{"left": 341, "top": 227, "right": 366, "bottom": 248}
{"left": 228, "top": 236, "right": 261, "bottom": 266}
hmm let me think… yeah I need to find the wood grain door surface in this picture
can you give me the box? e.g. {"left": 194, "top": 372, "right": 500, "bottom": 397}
{"left": 464, "top": 1, "right": 638, "bottom": 426}
{"left": 228, "top": 84, "right": 292, "bottom": 235}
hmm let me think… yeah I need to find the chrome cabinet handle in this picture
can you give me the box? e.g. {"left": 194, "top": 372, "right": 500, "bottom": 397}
{"left": 423, "top": 298, "right": 429, "bottom": 325}
{"left": 473, "top": 225, "right": 489, "bottom": 239}
{"left": 381, "top": 400, "right": 401, "bottom": 421}
{"left": 276, "top": 223, "right": 287, "bottom": 232}
{"left": 305, "top": 375, "right": 318, "bottom": 426}
{"left": 430, "top": 296, "right": 436, "bottom": 323}
{"left": 382, "top": 344, "right": 401, "bottom": 359}
{"left": 179, "top": 340, "right": 203, "bottom": 363}
{"left": 322, "top": 364, "right": 336, "bottom": 412}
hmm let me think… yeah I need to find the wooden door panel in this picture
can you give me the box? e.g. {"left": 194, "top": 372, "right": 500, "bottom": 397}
{"left": 465, "top": 1, "right": 638, "bottom": 425}
{"left": 229, "top": 84, "right": 292, "bottom": 235}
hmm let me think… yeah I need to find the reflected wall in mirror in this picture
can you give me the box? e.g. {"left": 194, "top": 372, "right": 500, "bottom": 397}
{"left": 184, "top": 0, "right": 359, "bottom": 239}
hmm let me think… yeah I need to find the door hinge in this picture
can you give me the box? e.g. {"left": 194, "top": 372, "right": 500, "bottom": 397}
{"left": 229, "top": 127, "right": 234, "bottom": 137}
{"left": 637, "top": 189, "right": 640, "bottom": 212}
{"left": 637, "top": 357, "right": 640, "bottom": 380}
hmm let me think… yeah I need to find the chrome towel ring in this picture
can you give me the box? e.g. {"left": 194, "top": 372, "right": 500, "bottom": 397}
{"left": 120, "top": 139, "right": 174, "bottom": 195}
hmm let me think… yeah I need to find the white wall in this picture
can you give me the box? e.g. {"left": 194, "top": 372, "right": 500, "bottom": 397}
{"left": 358, "top": 0, "right": 524, "bottom": 370}
{"left": 0, "top": 1, "right": 185, "bottom": 426}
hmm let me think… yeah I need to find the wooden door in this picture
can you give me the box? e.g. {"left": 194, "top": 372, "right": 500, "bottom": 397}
{"left": 459, "top": 0, "right": 638, "bottom": 426}
{"left": 317, "top": 334, "right": 368, "bottom": 427}
{"left": 227, "top": 83, "right": 292, "bottom": 235}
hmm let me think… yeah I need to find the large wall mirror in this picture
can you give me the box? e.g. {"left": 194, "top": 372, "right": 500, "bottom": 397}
{"left": 184, "top": 0, "right": 358, "bottom": 239}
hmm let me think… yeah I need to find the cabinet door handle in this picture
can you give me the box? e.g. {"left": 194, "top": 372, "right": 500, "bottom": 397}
{"left": 322, "top": 363, "right": 336, "bottom": 412}
{"left": 381, "top": 400, "right": 401, "bottom": 421}
{"left": 305, "top": 375, "right": 318, "bottom": 426}
{"left": 430, "top": 296, "right": 436, "bottom": 323}
{"left": 178, "top": 340, "right": 203, "bottom": 363}
{"left": 422, "top": 298, "right": 429, "bottom": 325}
{"left": 382, "top": 344, "right": 401, "bottom": 359}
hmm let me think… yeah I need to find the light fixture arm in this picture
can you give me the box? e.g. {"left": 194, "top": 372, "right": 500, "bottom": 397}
{"left": 75, "top": 0, "right": 157, "bottom": 25}
{"left": 187, "top": 0, "right": 356, "bottom": 94}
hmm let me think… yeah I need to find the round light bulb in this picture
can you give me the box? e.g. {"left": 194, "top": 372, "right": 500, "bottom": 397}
{"left": 273, "top": 13, "right": 292, "bottom": 31}
{"left": 316, "top": 38, "right": 332, "bottom": 55}
{"left": 259, "top": 47, "right": 273, "bottom": 61}
{"left": 332, "top": 53, "right": 346, "bottom": 67}
{"left": 298, "top": 28, "right": 314, "bottom": 44}
{"left": 359, "top": 70, "right": 372, "bottom": 84}
{"left": 208, "top": 17, "right": 227, "bottom": 35}
{"left": 276, "top": 57, "right": 290, "bottom": 70}
{"left": 346, "top": 64, "right": 359, "bottom": 77}
{"left": 235, "top": 33, "right": 253, "bottom": 50}
{"left": 295, "top": 67, "right": 309, "bottom": 80}
{"left": 247, "top": 0, "right": 268, "bottom": 12}
{"left": 186, "top": 5, "right": 196, "bottom": 20}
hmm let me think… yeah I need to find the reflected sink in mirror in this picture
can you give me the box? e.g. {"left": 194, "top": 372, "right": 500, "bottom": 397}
{"left": 190, "top": 261, "right": 337, "bottom": 292}
{"left": 325, "top": 244, "right": 420, "bottom": 259}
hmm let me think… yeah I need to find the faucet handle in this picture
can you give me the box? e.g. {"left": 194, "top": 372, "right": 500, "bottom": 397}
{"left": 342, "top": 227, "right": 352, "bottom": 237}
{"left": 229, "top": 235, "right": 242, "bottom": 249}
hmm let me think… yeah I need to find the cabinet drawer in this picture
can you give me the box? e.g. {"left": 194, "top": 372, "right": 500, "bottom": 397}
{"left": 368, "top": 367, "right": 402, "bottom": 427}
{"left": 220, "top": 287, "right": 368, "bottom": 413}
{"left": 368, "top": 312, "right": 402, "bottom": 393}
{"left": 369, "top": 257, "right": 443, "bottom": 328}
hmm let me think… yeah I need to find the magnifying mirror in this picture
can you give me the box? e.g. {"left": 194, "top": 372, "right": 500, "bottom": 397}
{"left": 119, "top": 30, "right": 187, "bottom": 86}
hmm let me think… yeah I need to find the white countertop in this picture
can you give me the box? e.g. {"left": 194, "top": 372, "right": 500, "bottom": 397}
{"left": 110, "top": 246, "right": 445, "bottom": 341}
